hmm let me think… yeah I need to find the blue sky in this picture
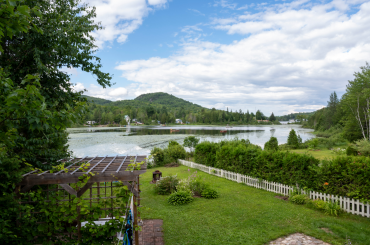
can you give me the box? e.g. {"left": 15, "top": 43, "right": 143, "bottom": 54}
{"left": 68, "top": 0, "right": 370, "bottom": 115}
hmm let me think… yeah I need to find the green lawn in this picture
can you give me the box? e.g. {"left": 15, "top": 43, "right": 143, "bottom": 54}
{"left": 140, "top": 165, "right": 370, "bottom": 245}
{"left": 288, "top": 149, "right": 338, "bottom": 160}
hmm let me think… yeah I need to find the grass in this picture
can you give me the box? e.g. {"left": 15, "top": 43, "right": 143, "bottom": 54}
{"left": 288, "top": 149, "right": 338, "bottom": 160}
{"left": 140, "top": 165, "right": 370, "bottom": 245}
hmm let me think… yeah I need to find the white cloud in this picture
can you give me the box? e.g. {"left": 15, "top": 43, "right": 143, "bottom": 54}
{"left": 115, "top": 0, "right": 370, "bottom": 115}
{"left": 60, "top": 67, "right": 79, "bottom": 76}
{"left": 189, "top": 8, "right": 205, "bottom": 16}
{"left": 88, "top": 0, "right": 168, "bottom": 48}
{"left": 72, "top": 83, "right": 85, "bottom": 92}
{"left": 213, "top": 0, "right": 237, "bottom": 10}
{"left": 84, "top": 84, "right": 129, "bottom": 101}
{"left": 148, "top": 0, "right": 167, "bottom": 6}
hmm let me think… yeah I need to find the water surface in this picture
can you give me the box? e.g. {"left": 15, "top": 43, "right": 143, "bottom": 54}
{"left": 67, "top": 125, "right": 314, "bottom": 157}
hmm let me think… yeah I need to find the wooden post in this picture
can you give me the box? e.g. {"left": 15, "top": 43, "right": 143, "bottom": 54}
{"left": 133, "top": 178, "right": 139, "bottom": 245}
{"left": 97, "top": 182, "right": 100, "bottom": 217}
{"left": 138, "top": 176, "right": 141, "bottom": 222}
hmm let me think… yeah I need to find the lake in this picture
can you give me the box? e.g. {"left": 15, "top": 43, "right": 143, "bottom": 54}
{"left": 67, "top": 125, "right": 314, "bottom": 157}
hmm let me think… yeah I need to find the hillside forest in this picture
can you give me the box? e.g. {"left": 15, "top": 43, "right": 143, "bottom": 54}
{"left": 82, "top": 92, "right": 280, "bottom": 125}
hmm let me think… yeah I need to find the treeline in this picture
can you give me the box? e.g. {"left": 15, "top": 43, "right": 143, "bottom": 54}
{"left": 305, "top": 63, "right": 370, "bottom": 142}
{"left": 83, "top": 93, "right": 280, "bottom": 125}
{"left": 275, "top": 112, "right": 315, "bottom": 122}
{"left": 83, "top": 103, "right": 279, "bottom": 125}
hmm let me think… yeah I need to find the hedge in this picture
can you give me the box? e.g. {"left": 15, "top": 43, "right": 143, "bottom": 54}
{"left": 193, "top": 140, "right": 370, "bottom": 202}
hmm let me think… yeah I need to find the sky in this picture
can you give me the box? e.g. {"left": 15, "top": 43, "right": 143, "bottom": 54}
{"left": 68, "top": 0, "right": 370, "bottom": 116}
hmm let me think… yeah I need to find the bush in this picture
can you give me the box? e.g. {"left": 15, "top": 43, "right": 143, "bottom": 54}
{"left": 289, "top": 194, "right": 308, "bottom": 205}
{"left": 353, "top": 139, "right": 370, "bottom": 156}
{"left": 168, "top": 191, "right": 193, "bottom": 206}
{"left": 194, "top": 141, "right": 218, "bottom": 166}
{"left": 189, "top": 176, "right": 209, "bottom": 196}
{"left": 201, "top": 188, "right": 219, "bottom": 199}
{"left": 154, "top": 175, "right": 179, "bottom": 195}
{"left": 165, "top": 144, "right": 186, "bottom": 163}
{"left": 150, "top": 147, "right": 165, "bottom": 166}
{"left": 316, "top": 156, "right": 370, "bottom": 201}
{"left": 306, "top": 138, "right": 319, "bottom": 149}
{"left": 346, "top": 146, "right": 358, "bottom": 156}
{"left": 264, "top": 137, "right": 279, "bottom": 151}
{"left": 311, "top": 199, "right": 327, "bottom": 210}
{"left": 194, "top": 138, "right": 370, "bottom": 202}
{"left": 168, "top": 140, "right": 179, "bottom": 147}
{"left": 324, "top": 201, "right": 342, "bottom": 216}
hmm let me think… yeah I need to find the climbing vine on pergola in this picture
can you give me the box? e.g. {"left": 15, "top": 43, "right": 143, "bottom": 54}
{"left": 16, "top": 155, "right": 147, "bottom": 244}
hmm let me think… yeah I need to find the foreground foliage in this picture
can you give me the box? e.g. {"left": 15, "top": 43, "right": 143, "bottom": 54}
{"left": 0, "top": 0, "right": 112, "bottom": 243}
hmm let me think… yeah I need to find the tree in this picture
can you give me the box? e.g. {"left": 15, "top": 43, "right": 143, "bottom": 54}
{"left": 0, "top": 1, "right": 111, "bottom": 242}
{"left": 342, "top": 63, "right": 370, "bottom": 140}
{"left": 269, "top": 112, "right": 276, "bottom": 122}
{"left": 287, "top": 129, "right": 299, "bottom": 148}
{"left": 0, "top": 0, "right": 111, "bottom": 168}
{"left": 264, "top": 137, "right": 278, "bottom": 151}
{"left": 183, "top": 136, "right": 200, "bottom": 153}
{"left": 146, "top": 105, "right": 155, "bottom": 118}
{"left": 256, "top": 110, "right": 264, "bottom": 120}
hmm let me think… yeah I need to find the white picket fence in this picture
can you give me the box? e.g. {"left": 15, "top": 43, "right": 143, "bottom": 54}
{"left": 178, "top": 159, "right": 370, "bottom": 218}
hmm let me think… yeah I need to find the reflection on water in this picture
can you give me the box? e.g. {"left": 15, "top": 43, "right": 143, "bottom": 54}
{"left": 67, "top": 125, "right": 314, "bottom": 157}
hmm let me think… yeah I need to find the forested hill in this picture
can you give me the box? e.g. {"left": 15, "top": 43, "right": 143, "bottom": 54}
{"left": 82, "top": 95, "right": 112, "bottom": 105}
{"left": 83, "top": 92, "right": 203, "bottom": 111}
{"left": 135, "top": 92, "right": 203, "bottom": 110}
{"left": 275, "top": 111, "right": 316, "bottom": 121}
{"left": 81, "top": 92, "right": 277, "bottom": 125}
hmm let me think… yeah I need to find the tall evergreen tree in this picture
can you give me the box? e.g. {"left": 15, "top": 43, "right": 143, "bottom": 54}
{"left": 269, "top": 112, "right": 276, "bottom": 122}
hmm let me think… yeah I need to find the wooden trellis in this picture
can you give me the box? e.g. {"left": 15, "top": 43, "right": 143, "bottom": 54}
{"left": 17, "top": 155, "right": 147, "bottom": 244}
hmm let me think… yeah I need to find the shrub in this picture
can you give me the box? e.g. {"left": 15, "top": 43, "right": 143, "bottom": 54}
{"left": 331, "top": 147, "right": 346, "bottom": 155}
{"left": 311, "top": 199, "right": 327, "bottom": 210}
{"left": 289, "top": 194, "right": 308, "bottom": 205}
{"left": 306, "top": 138, "right": 319, "bottom": 149}
{"left": 154, "top": 175, "right": 179, "bottom": 195}
{"left": 194, "top": 141, "right": 218, "bottom": 166}
{"left": 264, "top": 137, "right": 279, "bottom": 151}
{"left": 150, "top": 147, "right": 165, "bottom": 166}
{"left": 165, "top": 144, "right": 186, "bottom": 163}
{"left": 324, "top": 201, "right": 342, "bottom": 216}
{"left": 168, "top": 191, "right": 193, "bottom": 206}
{"left": 168, "top": 140, "right": 179, "bottom": 147}
{"left": 201, "top": 188, "right": 219, "bottom": 199}
{"left": 316, "top": 156, "right": 370, "bottom": 201}
{"left": 189, "top": 176, "right": 209, "bottom": 196}
{"left": 353, "top": 139, "right": 370, "bottom": 156}
{"left": 177, "top": 177, "right": 192, "bottom": 194}
{"left": 194, "top": 138, "right": 370, "bottom": 202}
{"left": 346, "top": 146, "right": 357, "bottom": 156}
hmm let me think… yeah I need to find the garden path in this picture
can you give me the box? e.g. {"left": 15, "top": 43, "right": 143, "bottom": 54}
{"left": 138, "top": 219, "right": 164, "bottom": 245}
{"left": 269, "top": 233, "right": 331, "bottom": 245}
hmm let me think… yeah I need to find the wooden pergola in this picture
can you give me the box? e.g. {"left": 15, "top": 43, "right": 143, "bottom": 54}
{"left": 17, "top": 155, "right": 147, "bottom": 244}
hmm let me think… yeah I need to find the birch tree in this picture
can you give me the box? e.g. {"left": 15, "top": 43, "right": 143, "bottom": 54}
{"left": 343, "top": 63, "right": 370, "bottom": 141}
